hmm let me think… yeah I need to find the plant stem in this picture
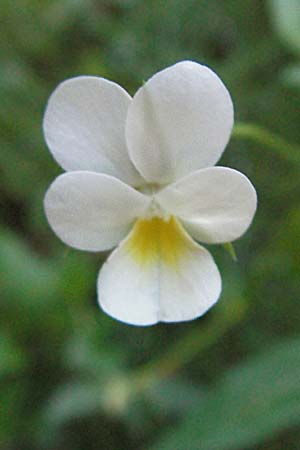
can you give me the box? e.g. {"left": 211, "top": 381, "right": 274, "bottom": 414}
{"left": 134, "top": 298, "right": 247, "bottom": 392}
{"left": 232, "top": 122, "right": 300, "bottom": 164}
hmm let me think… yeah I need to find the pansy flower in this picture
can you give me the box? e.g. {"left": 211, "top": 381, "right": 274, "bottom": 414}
{"left": 43, "top": 61, "right": 257, "bottom": 326}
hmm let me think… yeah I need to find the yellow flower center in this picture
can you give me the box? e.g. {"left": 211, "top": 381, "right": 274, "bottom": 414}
{"left": 125, "top": 215, "right": 197, "bottom": 268}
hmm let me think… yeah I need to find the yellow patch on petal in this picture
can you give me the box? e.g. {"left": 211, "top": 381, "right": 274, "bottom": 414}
{"left": 125, "top": 215, "right": 197, "bottom": 268}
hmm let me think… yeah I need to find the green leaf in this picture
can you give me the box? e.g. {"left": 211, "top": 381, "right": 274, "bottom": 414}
{"left": 268, "top": 0, "right": 300, "bottom": 54}
{"left": 149, "top": 337, "right": 300, "bottom": 450}
{"left": 44, "top": 382, "right": 104, "bottom": 425}
{"left": 145, "top": 378, "right": 204, "bottom": 416}
{"left": 280, "top": 64, "right": 300, "bottom": 88}
{"left": 36, "top": 382, "right": 104, "bottom": 447}
{"left": 37, "top": 375, "right": 132, "bottom": 446}
{"left": 0, "top": 333, "right": 28, "bottom": 377}
{"left": 0, "top": 227, "right": 57, "bottom": 307}
{"left": 0, "top": 381, "right": 26, "bottom": 441}
{"left": 223, "top": 242, "right": 238, "bottom": 261}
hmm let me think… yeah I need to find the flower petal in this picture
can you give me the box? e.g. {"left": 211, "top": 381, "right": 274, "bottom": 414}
{"left": 126, "top": 61, "right": 233, "bottom": 184}
{"left": 43, "top": 76, "right": 143, "bottom": 186}
{"left": 44, "top": 171, "right": 151, "bottom": 251}
{"left": 98, "top": 216, "right": 221, "bottom": 326}
{"left": 156, "top": 167, "right": 257, "bottom": 244}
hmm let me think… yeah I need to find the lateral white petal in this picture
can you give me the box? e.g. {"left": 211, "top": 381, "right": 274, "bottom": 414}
{"left": 156, "top": 167, "right": 257, "bottom": 244}
{"left": 126, "top": 61, "right": 233, "bottom": 184}
{"left": 97, "top": 216, "right": 221, "bottom": 326}
{"left": 44, "top": 171, "right": 151, "bottom": 251}
{"left": 43, "top": 76, "right": 143, "bottom": 186}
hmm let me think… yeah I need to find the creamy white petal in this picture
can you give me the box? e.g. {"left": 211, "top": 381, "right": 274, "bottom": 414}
{"left": 98, "top": 216, "right": 221, "bottom": 326}
{"left": 43, "top": 76, "right": 143, "bottom": 186}
{"left": 156, "top": 167, "right": 257, "bottom": 244}
{"left": 126, "top": 61, "right": 233, "bottom": 184}
{"left": 44, "top": 171, "right": 151, "bottom": 251}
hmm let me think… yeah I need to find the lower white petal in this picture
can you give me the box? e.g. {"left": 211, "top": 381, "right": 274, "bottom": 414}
{"left": 156, "top": 167, "right": 257, "bottom": 244}
{"left": 44, "top": 171, "right": 151, "bottom": 251}
{"left": 98, "top": 216, "right": 221, "bottom": 326}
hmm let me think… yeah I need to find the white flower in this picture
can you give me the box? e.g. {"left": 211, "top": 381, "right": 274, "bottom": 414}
{"left": 43, "top": 61, "right": 257, "bottom": 326}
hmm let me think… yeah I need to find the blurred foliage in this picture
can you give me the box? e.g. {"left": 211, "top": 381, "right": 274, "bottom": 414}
{"left": 268, "top": 0, "right": 300, "bottom": 88}
{"left": 1, "top": 1, "right": 300, "bottom": 449}
{"left": 151, "top": 337, "right": 300, "bottom": 450}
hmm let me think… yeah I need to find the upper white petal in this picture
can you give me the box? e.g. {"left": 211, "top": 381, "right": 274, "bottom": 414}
{"left": 43, "top": 76, "right": 143, "bottom": 186}
{"left": 97, "top": 216, "right": 221, "bottom": 326}
{"left": 126, "top": 61, "right": 233, "bottom": 184}
{"left": 44, "top": 171, "right": 151, "bottom": 251}
{"left": 156, "top": 167, "right": 257, "bottom": 244}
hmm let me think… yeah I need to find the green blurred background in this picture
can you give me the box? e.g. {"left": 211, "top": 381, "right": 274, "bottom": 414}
{"left": 1, "top": 1, "right": 300, "bottom": 449}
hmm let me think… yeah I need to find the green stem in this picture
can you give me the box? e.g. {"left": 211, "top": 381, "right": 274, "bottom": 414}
{"left": 232, "top": 122, "right": 300, "bottom": 164}
{"left": 134, "top": 298, "right": 247, "bottom": 392}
